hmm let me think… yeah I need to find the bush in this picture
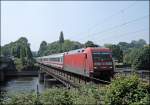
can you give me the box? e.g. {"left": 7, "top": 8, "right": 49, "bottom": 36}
{"left": 71, "top": 85, "right": 99, "bottom": 105}
{"left": 3, "top": 92, "right": 38, "bottom": 105}
{"left": 104, "top": 74, "right": 150, "bottom": 105}
{"left": 40, "top": 86, "right": 100, "bottom": 105}
{"left": 40, "top": 88, "right": 73, "bottom": 105}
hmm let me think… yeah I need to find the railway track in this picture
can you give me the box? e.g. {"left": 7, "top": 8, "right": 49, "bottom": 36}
{"left": 38, "top": 63, "right": 110, "bottom": 88}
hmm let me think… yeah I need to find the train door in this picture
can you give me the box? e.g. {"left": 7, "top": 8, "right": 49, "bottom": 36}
{"left": 83, "top": 53, "right": 88, "bottom": 77}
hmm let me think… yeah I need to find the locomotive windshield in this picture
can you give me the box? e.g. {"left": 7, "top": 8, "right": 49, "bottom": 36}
{"left": 92, "top": 52, "right": 111, "bottom": 61}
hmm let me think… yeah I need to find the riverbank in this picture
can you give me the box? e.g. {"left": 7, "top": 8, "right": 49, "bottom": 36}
{"left": 0, "top": 55, "right": 40, "bottom": 82}
{"left": 0, "top": 67, "right": 39, "bottom": 82}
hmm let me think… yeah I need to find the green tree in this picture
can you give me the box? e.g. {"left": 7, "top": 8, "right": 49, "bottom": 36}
{"left": 59, "top": 31, "right": 64, "bottom": 43}
{"left": 104, "top": 75, "right": 150, "bottom": 105}
{"left": 38, "top": 41, "right": 47, "bottom": 56}
{"left": 84, "top": 41, "right": 99, "bottom": 47}
{"left": 130, "top": 39, "right": 146, "bottom": 48}
{"left": 105, "top": 44, "right": 123, "bottom": 62}
{"left": 132, "top": 46, "right": 150, "bottom": 70}
{"left": 118, "top": 42, "right": 130, "bottom": 53}
{"left": 123, "top": 48, "right": 140, "bottom": 65}
{"left": 1, "top": 37, "right": 33, "bottom": 71}
{"left": 41, "top": 40, "right": 83, "bottom": 55}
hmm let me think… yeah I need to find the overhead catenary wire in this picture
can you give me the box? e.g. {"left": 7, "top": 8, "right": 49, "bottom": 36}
{"left": 77, "top": 15, "right": 149, "bottom": 42}
{"left": 69, "top": 1, "right": 137, "bottom": 41}
{"left": 86, "top": 1, "right": 137, "bottom": 34}
{"left": 86, "top": 16, "right": 149, "bottom": 42}
{"left": 94, "top": 28, "right": 148, "bottom": 45}
{"left": 96, "top": 28, "right": 148, "bottom": 42}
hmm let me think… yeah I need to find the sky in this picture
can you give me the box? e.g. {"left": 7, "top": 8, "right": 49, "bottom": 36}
{"left": 1, "top": 1, "right": 149, "bottom": 51}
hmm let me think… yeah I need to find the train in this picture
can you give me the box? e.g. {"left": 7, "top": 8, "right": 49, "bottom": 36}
{"left": 36, "top": 47, "right": 114, "bottom": 80}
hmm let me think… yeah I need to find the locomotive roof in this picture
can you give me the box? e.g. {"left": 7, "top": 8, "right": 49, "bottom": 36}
{"left": 64, "top": 48, "right": 85, "bottom": 54}
{"left": 64, "top": 47, "right": 110, "bottom": 55}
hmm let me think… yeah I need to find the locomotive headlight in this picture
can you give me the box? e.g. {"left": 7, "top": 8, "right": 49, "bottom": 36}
{"left": 94, "top": 66, "right": 97, "bottom": 69}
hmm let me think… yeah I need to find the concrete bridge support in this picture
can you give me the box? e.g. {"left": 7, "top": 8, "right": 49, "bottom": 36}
{"left": 38, "top": 68, "right": 45, "bottom": 82}
{"left": 43, "top": 74, "right": 60, "bottom": 88}
{"left": 0, "top": 71, "right": 5, "bottom": 82}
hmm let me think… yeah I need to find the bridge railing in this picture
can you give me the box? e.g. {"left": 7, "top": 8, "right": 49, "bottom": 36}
{"left": 114, "top": 68, "right": 150, "bottom": 82}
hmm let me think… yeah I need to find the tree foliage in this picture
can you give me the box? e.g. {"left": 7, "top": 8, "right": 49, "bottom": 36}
{"left": 1, "top": 37, "right": 33, "bottom": 70}
{"left": 118, "top": 39, "right": 147, "bottom": 52}
{"left": 38, "top": 41, "right": 47, "bottom": 56}
{"left": 37, "top": 33, "right": 83, "bottom": 56}
{"left": 104, "top": 39, "right": 148, "bottom": 69}
{"left": 104, "top": 44, "right": 123, "bottom": 62}
{"left": 43, "top": 40, "right": 83, "bottom": 55}
{"left": 59, "top": 31, "right": 64, "bottom": 43}
{"left": 1, "top": 37, "right": 32, "bottom": 59}
{"left": 123, "top": 48, "right": 140, "bottom": 65}
{"left": 84, "top": 41, "right": 99, "bottom": 48}
{"left": 104, "top": 75, "right": 150, "bottom": 105}
{"left": 123, "top": 45, "right": 150, "bottom": 70}
{"left": 38, "top": 34, "right": 99, "bottom": 56}
{"left": 132, "top": 46, "right": 150, "bottom": 70}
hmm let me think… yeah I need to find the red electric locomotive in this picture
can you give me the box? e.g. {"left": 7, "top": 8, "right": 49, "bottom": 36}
{"left": 64, "top": 47, "right": 114, "bottom": 80}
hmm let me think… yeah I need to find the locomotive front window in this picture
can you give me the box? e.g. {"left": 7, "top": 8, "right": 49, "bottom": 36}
{"left": 92, "top": 52, "right": 111, "bottom": 61}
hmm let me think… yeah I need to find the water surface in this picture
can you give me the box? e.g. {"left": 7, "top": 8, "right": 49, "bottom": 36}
{"left": 0, "top": 77, "right": 45, "bottom": 96}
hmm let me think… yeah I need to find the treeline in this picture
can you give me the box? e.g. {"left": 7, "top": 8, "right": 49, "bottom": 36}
{"left": 1, "top": 37, "right": 34, "bottom": 70}
{"left": 38, "top": 31, "right": 149, "bottom": 70}
{"left": 1, "top": 32, "right": 149, "bottom": 70}
{"left": 104, "top": 39, "right": 150, "bottom": 70}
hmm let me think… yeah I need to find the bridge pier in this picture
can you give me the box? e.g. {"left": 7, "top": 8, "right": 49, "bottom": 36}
{"left": 44, "top": 74, "right": 54, "bottom": 87}
{"left": 38, "top": 69, "right": 45, "bottom": 82}
{"left": 0, "top": 70, "right": 5, "bottom": 82}
{"left": 39, "top": 67, "right": 58, "bottom": 87}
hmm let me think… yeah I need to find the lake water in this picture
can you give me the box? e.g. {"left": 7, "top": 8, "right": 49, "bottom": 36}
{"left": 0, "top": 76, "right": 64, "bottom": 96}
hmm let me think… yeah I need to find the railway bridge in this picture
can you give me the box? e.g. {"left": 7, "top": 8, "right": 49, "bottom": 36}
{"left": 37, "top": 47, "right": 114, "bottom": 88}
{"left": 37, "top": 63, "right": 110, "bottom": 88}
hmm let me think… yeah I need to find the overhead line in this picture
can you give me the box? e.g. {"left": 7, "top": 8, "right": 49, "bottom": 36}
{"left": 94, "top": 28, "right": 148, "bottom": 45}
{"left": 87, "top": 1, "right": 137, "bottom": 33}
{"left": 70, "top": 1, "right": 137, "bottom": 40}
{"left": 78, "top": 15, "right": 149, "bottom": 42}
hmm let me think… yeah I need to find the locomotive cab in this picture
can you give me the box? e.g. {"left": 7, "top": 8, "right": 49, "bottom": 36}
{"left": 85, "top": 47, "right": 114, "bottom": 81}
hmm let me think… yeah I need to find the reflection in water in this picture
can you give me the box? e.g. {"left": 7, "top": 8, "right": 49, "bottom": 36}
{"left": 0, "top": 77, "right": 45, "bottom": 96}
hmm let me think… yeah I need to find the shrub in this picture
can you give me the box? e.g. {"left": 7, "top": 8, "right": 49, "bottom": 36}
{"left": 104, "top": 74, "right": 150, "bottom": 105}
{"left": 40, "top": 88, "right": 73, "bottom": 105}
{"left": 3, "top": 92, "right": 39, "bottom": 105}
